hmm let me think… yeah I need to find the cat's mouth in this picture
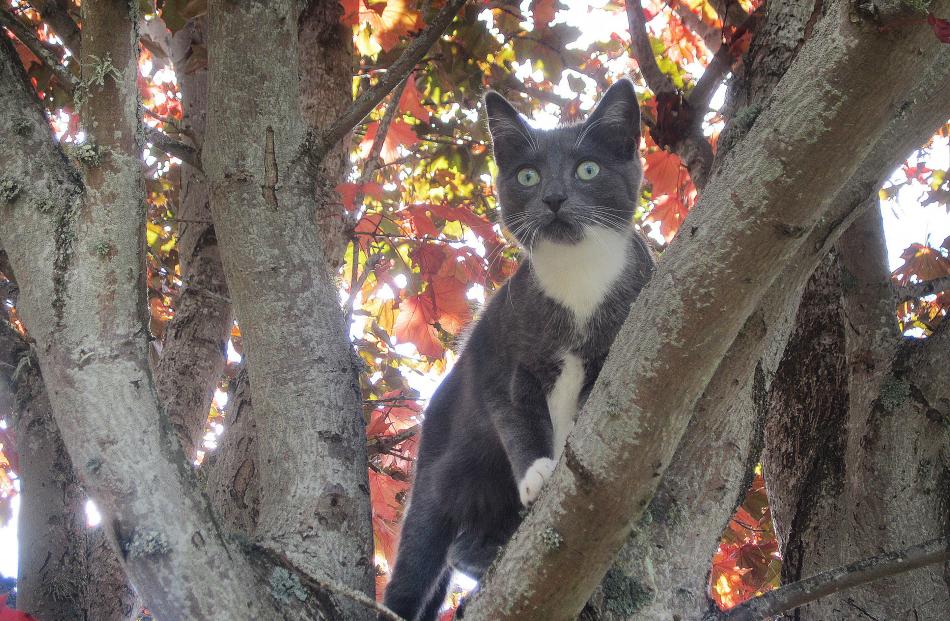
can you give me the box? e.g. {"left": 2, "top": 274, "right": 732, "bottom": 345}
{"left": 537, "top": 213, "right": 584, "bottom": 244}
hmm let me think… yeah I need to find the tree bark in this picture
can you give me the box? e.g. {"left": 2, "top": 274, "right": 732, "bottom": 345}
{"left": 763, "top": 206, "right": 950, "bottom": 620}
{"left": 0, "top": 7, "right": 284, "bottom": 618}
{"left": 298, "top": 0, "right": 355, "bottom": 270}
{"left": 466, "top": 2, "right": 950, "bottom": 618}
{"left": 152, "top": 17, "right": 232, "bottom": 462}
{"left": 204, "top": 1, "right": 374, "bottom": 614}
{"left": 1, "top": 320, "right": 138, "bottom": 620}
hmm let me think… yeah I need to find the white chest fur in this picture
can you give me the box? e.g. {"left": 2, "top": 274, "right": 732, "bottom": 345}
{"left": 547, "top": 352, "right": 585, "bottom": 460}
{"left": 529, "top": 226, "right": 629, "bottom": 326}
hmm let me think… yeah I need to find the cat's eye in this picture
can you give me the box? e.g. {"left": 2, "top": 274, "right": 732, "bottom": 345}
{"left": 517, "top": 168, "right": 541, "bottom": 187}
{"left": 576, "top": 161, "right": 600, "bottom": 180}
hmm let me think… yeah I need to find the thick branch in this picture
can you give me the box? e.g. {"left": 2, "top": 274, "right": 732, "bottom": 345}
{"left": 205, "top": 2, "right": 375, "bottom": 615}
{"left": 315, "top": 0, "right": 467, "bottom": 158}
{"left": 0, "top": 6, "right": 282, "bottom": 618}
{"left": 152, "top": 17, "right": 227, "bottom": 461}
{"left": 713, "top": 536, "right": 950, "bottom": 621}
{"left": 626, "top": 0, "right": 675, "bottom": 95}
{"left": 466, "top": 3, "right": 950, "bottom": 618}
{"left": 145, "top": 125, "right": 202, "bottom": 171}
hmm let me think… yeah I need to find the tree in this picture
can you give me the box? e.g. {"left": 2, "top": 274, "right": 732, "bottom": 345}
{"left": 0, "top": 1, "right": 948, "bottom": 620}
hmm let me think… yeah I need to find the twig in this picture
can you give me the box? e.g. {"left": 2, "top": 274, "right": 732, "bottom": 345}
{"left": 711, "top": 535, "right": 950, "bottom": 621}
{"left": 688, "top": 40, "right": 731, "bottom": 113}
{"left": 895, "top": 274, "right": 950, "bottom": 303}
{"left": 368, "top": 424, "right": 420, "bottom": 455}
{"left": 353, "top": 76, "right": 410, "bottom": 210}
{"left": 500, "top": 73, "right": 571, "bottom": 107}
{"left": 144, "top": 126, "right": 203, "bottom": 172}
{"left": 345, "top": 253, "right": 383, "bottom": 325}
{"left": 313, "top": 0, "right": 467, "bottom": 160}
{"left": 0, "top": 7, "right": 78, "bottom": 93}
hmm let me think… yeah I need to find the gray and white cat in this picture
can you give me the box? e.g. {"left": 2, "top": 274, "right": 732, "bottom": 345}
{"left": 383, "top": 79, "right": 655, "bottom": 621}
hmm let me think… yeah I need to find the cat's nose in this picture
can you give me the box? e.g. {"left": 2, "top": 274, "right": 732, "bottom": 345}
{"left": 543, "top": 193, "right": 567, "bottom": 213}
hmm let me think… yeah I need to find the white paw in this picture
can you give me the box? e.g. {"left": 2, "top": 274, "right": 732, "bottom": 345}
{"left": 518, "top": 457, "right": 556, "bottom": 506}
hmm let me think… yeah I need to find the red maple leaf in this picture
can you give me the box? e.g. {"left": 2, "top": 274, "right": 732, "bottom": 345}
{"left": 354, "top": 213, "right": 384, "bottom": 252}
{"left": 394, "top": 294, "right": 443, "bottom": 357}
{"left": 336, "top": 181, "right": 384, "bottom": 212}
{"left": 428, "top": 275, "right": 472, "bottom": 334}
{"left": 398, "top": 74, "right": 431, "bottom": 121}
{"left": 361, "top": 118, "right": 419, "bottom": 163}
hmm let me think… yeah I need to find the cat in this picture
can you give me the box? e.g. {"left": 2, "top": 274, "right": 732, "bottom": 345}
{"left": 382, "top": 79, "right": 655, "bottom": 621}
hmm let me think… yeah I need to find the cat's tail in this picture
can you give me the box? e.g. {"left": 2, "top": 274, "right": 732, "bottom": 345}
{"left": 383, "top": 495, "right": 454, "bottom": 621}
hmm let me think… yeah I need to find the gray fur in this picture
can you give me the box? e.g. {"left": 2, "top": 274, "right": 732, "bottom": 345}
{"left": 383, "top": 80, "right": 655, "bottom": 621}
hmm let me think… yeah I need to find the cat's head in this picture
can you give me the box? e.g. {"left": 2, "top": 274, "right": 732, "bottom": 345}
{"left": 485, "top": 79, "right": 642, "bottom": 248}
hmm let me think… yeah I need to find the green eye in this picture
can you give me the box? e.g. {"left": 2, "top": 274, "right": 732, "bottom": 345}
{"left": 517, "top": 168, "right": 541, "bottom": 186}
{"left": 576, "top": 161, "right": 600, "bottom": 180}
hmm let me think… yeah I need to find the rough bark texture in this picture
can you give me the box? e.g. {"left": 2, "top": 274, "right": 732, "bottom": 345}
{"left": 466, "top": 2, "right": 950, "bottom": 618}
{"left": 1, "top": 320, "right": 137, "bottom": 620}
{"left": 0, "top": 8, "right": 284, "bottom": 618}
{"left": 152, "top": 18, "right": 232, "bottom": 462}
{"left": 204, "top": 1, "right": 374, "bottom": 614}
{"left": 201, "top": 1, "right": 357, "bottom": 539}
{"left": 582, "top": 1, "right": 950, "bottom": 617}
{"left": 763, "top": 205, "right": 950, "bottom": 620}
{"left": 299, "top": 0, "right": 355, "bottom": 270}
{"left": 204, "top": 367, "right": 261, "bottom": 534}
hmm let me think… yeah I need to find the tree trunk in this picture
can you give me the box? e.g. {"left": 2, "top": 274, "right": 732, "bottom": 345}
{"left": 204, "top": 1, "right": 374, "bottom": 615}
{"left": 763, "top": 207, "right": 950, "bottom": 620}
{"left": 1, "top": 319, "right": 138, "bottom": 620}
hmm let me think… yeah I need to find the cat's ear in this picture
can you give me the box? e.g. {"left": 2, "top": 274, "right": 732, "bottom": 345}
{"left": 578, "top": 78, "right": 641, "bottom": 158}
{"left": 485, "top": 91, "right": 535, "bottom": 166}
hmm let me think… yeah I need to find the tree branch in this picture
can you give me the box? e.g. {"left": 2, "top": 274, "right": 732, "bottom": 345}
{"left": 895, "top": 274, "right": 950, "bottom": 303}
{"left": 0, "top": 7, "right": 79, "bottom": 93}
{"left": 668, "top": 0, "right": 722, "bottom": 52}
{"left": 465, "top": 2, "right": 950, "bottom": 618}
{"left": 626, "top": 0, "right": 676, "bottom": 95}
{"left": 626, "top": 0, "right": 713, "bottom": 189}
{"left": 25, "top": 0, "right": 81, "bottom": 53}
{"left": 712, "top": 536, "right": 950, "bottom": 621}
{"left": 367, "top": 424, "right": 419, "bottom": 456}
{"left": 144, "top": 125, "right": 203, "bottom": 172}
{"left": 312, "top": 0, "right": 467, "bottom": 160}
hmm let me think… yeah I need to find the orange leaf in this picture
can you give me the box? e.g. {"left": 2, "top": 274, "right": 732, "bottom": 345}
{"left": 354, "top": 213, "right": 384, "bottom": 252}
{"left": 398, "top": 74, "right": 431, "bottom": 121}
{"left": 337, "top": 181, "right": 384, "bottom": 212}
{"left": 429, "top": 275, "right": 472, "bottom": 334}
{"left": 394, "top": 294, "right": 443, "bottom": 357}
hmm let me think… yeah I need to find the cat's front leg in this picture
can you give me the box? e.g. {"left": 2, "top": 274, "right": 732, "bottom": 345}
{"left": 492, "top": 365, "right": 556, "bottom": 506}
